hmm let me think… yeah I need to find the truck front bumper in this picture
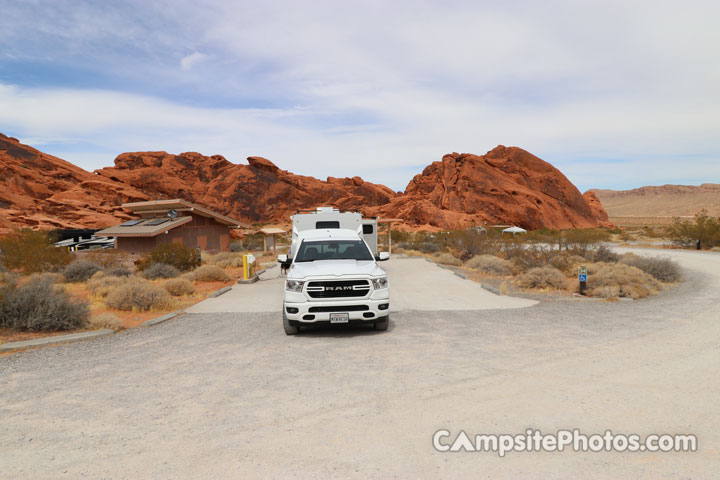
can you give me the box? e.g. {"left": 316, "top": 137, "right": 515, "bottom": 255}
{"left": 283, "top": 297, "right": 390, "bottom": 323}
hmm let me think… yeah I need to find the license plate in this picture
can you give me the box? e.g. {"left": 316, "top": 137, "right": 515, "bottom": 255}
{"left": 329, "top": 313, "right": 349, "bottom": 323}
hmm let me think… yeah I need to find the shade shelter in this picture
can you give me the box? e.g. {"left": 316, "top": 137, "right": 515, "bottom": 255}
{"left": 502, "top": 226, "right": 527, "bottom": 236}
{"left": 254, "top": 227, "right": 286, "bottom": 254}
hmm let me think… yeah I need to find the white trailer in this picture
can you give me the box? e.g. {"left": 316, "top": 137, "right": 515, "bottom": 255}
{"left": 290, "top": 207, "right": 379, "bottom": 255}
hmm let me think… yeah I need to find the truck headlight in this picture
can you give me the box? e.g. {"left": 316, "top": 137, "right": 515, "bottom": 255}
{"left": 371, "top": 277, "right": 388, "bottom": 289}
{"left": 285, "top": 280, "right": 304, "bottom": 293}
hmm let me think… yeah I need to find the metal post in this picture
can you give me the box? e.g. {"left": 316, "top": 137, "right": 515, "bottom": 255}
{"left": 388, "top": 222, "right": 392, "bottom": 255}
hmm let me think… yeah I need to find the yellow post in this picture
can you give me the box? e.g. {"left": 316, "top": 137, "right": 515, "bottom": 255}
{"left": 242, "top": 254, "right": 256, "bottom": 280}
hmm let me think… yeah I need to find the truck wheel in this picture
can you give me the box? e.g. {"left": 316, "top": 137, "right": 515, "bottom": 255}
{"left": 283, "top": 313, "right": 299, "bottom": 335}
{"left": 373, "top": 315, "right": 389, "bottom": 331}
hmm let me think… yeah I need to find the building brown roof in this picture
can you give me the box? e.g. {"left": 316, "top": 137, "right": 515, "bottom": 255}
{"left": 96, "top": 216, "right": 193, "bottom": 237}
{"left": 121, "top": 199, "right": 248, "bottom": 228}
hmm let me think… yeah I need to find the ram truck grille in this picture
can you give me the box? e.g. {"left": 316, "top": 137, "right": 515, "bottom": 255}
{"left": 306, "top": 280, "right": 370, "bottom": 298}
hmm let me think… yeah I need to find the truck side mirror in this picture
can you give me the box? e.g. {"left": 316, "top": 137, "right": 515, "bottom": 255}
{"left": 376, "top": 252, "right": 390, "bottom": 261}
{"left": 277, "top": 254, "right": 288, "bottom": 263}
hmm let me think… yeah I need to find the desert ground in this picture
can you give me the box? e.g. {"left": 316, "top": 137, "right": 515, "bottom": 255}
{"left": 1, "top": 248, "right": 718, "bottom": 479}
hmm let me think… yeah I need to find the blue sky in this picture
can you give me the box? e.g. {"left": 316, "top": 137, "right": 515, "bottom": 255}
{"left": 1, "top": 0, "right": 718, "bottom": 192}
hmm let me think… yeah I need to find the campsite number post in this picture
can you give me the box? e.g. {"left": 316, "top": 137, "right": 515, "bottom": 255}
{"left": 578, "top": 266, "right": 588, "bottom": 295}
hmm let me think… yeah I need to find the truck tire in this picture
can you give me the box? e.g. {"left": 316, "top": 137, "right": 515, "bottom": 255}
{"left": 283, "top": 313, "right": 299, "bottom": 335}
{"left": 373, "top": 315, "right": 389, "bottom": 331}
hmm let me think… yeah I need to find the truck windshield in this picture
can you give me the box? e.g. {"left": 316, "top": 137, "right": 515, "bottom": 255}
{"left": 295, "top": 240, "right": 373, "bottom": 262}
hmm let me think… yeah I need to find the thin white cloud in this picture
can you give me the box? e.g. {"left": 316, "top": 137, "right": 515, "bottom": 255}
{"left": 180, "top": 52, "right": 209, "bottom": 71}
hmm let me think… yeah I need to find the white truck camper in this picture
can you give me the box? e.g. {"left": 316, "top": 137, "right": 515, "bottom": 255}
{"left": 278, "top": 207, "right": 390, "bottom": 335}
{"left": 289, "top": 207, "right": 379, "bottom": 255}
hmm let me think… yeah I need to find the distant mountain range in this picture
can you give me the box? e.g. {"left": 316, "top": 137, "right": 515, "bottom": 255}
{"left": 591, "top": 184, "right": 720, "bottom": 217}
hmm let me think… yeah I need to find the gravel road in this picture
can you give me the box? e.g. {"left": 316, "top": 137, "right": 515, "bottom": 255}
{"left": 1, "top": 248, "right": 718, "bottom": 479}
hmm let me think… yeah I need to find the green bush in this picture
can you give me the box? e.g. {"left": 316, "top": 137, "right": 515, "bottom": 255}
{"left": 229, "top": 241, "right": 244, "bottom": 252}
{"left": 189, "top": 265, "right": 232, "bottom": 282}
{"left": 0, "top": 229, "right": 71, "bottom": 274}
{"left": 465, "top": 255, "right": 513, "bottom": 275}
{"left": 668, "top": 209, "right": 720, "bottom": 249}
{"left": 0, "top": 277, "right": 89, "bottom": 331}
{"left": 620, "top": 255, "right": 681, "bottom": 282}
{"left": 141, "top": 263, "right": 181, "bottom": 280}
{"left": 62, "top": 260, "right": 102, "bottom": 282}
{"left": 449, "top": 229, "right": 501, "bottom": 260}
{"left": 136, "top": 243, "right": 199, "bottom": 272}
{"left": 105, "top": 277, "right": 174, "bottom": 311}
{"left": 517, "top": 267, "right": 567, "bottom": 290}
{"left": 162, "top": 278, "right": 196, "bottom": 296}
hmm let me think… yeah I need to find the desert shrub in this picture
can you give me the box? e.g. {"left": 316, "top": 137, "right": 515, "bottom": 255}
{"left": 620, "top": 255, "right": 681, "bottom": 282}
{"left": 237, "top": 233, "right": 265, "bottom": 251}
{"left": 25, "top": 272, "right": 65, "bottom": 284}
{"left": 105, "top": 278, "right": 174, "bottom": 311}
{"left": 588, "top": 263, "right": 660, "bottom": 299}
{"left": 0, "top": 229, "right": 71, "bottom": 273}
{"left": 162, "top": 278, "right": 196, "bottom": 296}
{"left": 418, "top": 242, "right": 440, "bottom": 254}
{"left": 106, "top": 267, "right": 132, "bottom": 277}
{"left": 561, "top": 229, "right": 612, "bottom": 256}
{"left": 190, "top": 265, "right": 232, "bottom": 282}
{"left": 465, "top": 255, "right": 513, "bottom": 275}
{"left": 550, "top": 253, "right": 586, "bottom": 273}
{"left": 87, "top": 272, "right": 126, "bottom": 298}
{"left": 0, "top": 277, "right": 89, "bottom": 331}
{"left": 206, "top": 252, "right": 244, "bottom": 268}
{"left": 136, "top": 243, "right": 199, "bottom": 272}
{"left": 668, "top": 209, "right": 720, "bottom": 249}
{"left": 587, "top": 244, "right": 620, "bottom": 263}
{"left": 62, "top": 260, "right": 102, "bottom": 283}
{"left": 88, "top": 313, "right": 123, "bottom": 331}
{"left": 229, "top": 241, "right": 244, "bottom": 252}
{"left": 141, "top": 263, "right": 181, "bottom": 280}
{"left": 581, "top": 262, "right": 612, "bottom": 276}
{"left": 517, "top": 267, "right": 567, "bottom": 290}
{"left": 450, "top": 229, "right": 501, "bottom": 260}
{"left": 80, "top": 249, "right": 132, "bottom": 269}
{"left": 504, "top": 244, "right": 555, "bottom": 271}
{"left": 436, "top": 253, "right": 462, "bottom": 266}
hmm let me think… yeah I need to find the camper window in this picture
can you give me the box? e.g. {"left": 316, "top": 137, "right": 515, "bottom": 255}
{"left": 316, "top": 221, "right": 340, "bottom": 229}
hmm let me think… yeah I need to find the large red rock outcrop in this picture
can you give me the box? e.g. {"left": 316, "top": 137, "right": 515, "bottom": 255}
{"left": 0, "top": 134, "right": 610, "bottom": 233}
{"left": 93, "top": 151, "right": 396, "bottom": 223}
{"left": 366, "top": 146, "right": 610, "bottom": 230}
{"left": 582, "top": 190, "right": 612, "bottom": 226}
{"left": 0, "top": 133, "right": 149, "bottom": 233}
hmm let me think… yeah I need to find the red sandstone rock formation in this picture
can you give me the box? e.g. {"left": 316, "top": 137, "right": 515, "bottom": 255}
{"left": 0, "top": 133, "right": 148, "bottom": 233}
{"left": 366, "top": 146, "right": 610, "bottom": 230}
{"left": 0, "top": 134, "right": 610, "bottom": 233}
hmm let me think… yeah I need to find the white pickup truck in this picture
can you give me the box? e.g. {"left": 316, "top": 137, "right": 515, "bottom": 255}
{"left": 278, "top": 228, "right": 390, "bottom": 335}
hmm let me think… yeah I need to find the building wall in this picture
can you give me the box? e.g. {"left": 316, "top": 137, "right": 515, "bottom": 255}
{"left": 116, "top": 236, "right": 157, "bottom": 254}
{"left": 116, "top": 213, "right": 231, "bottom": 254}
